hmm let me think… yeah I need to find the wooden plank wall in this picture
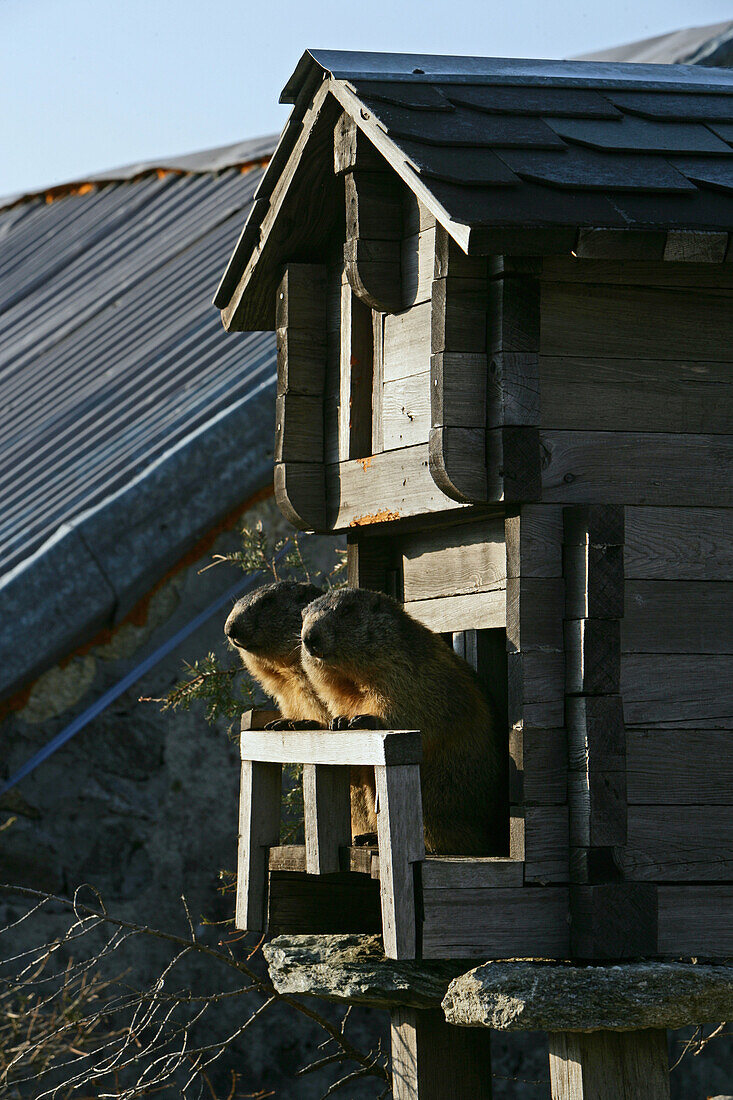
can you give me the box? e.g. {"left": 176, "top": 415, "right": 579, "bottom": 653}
{"left": 538, "top": 260, "right": 733, "bottom": 956}
{"left": 619, "top": 506, "right": 733, "bottom": 902}
{"left": 538, "top": 261, "right": 733, "bottom": 505}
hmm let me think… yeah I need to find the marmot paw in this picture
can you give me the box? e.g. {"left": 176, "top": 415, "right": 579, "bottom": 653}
{"left": 329, "top": 715, "right": 385, "bottom": 730}
{"left": 264, "top": 718, "right": 322, "bottom": 730}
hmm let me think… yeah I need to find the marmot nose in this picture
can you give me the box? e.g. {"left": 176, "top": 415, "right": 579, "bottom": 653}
{"left": 225, "top": 611, "right": 250, "bottom": 648}
{"left": 302, "top": 625, "right": 326, "bottom": 659}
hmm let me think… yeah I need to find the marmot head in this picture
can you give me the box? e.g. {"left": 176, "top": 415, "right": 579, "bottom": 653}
{"left": 301, "top": 587, "right": 429, "bottom": 678}
{"left": 225, "top": 580, "right": 323, "bottom": 664}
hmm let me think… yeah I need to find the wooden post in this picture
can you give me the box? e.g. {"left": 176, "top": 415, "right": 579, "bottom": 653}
{"left": 303, "top": 763, "right": 352, "bottom": 875}
{"left": 548, "top": 1029, "right": 670, "bottom": 1100}
{"left": 391, "top": 1007, "right": 493, "bottom": 1099}
{"left": 236, "top": 759, "right": 282, "bottom": 931}
{"left": 375, "top": 763, "right": 425, "bottom": 958}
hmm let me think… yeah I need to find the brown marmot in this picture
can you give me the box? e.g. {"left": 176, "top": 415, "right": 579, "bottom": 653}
{"left": 224, "top": 581, "right": 329, "bottom": 726}
{"left": 300, "top": 587, "right": 507, "bottom": 855}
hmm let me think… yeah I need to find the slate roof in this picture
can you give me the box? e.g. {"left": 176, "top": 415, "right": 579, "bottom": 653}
{"left": 0, "top": 137, "right": 278, "bottom": 699}
{"left": 217, "top": 51, "right": 733, "bottom": 327}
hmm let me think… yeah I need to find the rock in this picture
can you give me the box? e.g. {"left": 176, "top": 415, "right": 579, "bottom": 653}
{"left": 442, "top": 961, "right": 733, "bottom": 1032}
{"left": 263, "top": 934, "right": 469, "bottom": 1009}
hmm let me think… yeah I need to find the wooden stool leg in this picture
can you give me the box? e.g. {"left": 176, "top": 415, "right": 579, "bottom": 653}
{"left": 375, "top": 763, "right": 425, "bottom": 958}
{"left": 303, "top": 763, "right": 351, "bottom": 874}
{"left": 549, "top": 1029, "right": 670, "bottom": 1100}
{"left": 236, "top": 760, "right": 281, "bottom": 931}
{"left": 391, "top": 1008, "right": 493, "bottom": 1099}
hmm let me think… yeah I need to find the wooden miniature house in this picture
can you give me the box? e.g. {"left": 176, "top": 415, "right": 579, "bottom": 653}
{"left": 217, "top": 50, "right": 733, "bottom": 962}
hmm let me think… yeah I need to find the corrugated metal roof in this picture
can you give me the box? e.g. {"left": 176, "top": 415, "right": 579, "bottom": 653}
{"left": 0, "top": 146, "right": 277, "bottom": 578}
{"left": 576, "top": 21, "right": 733, "bottom": 66}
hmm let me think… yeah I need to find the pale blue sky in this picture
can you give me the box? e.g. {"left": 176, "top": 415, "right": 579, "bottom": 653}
{"left": 2, "top": 0, "right": 731, "bottom": 197}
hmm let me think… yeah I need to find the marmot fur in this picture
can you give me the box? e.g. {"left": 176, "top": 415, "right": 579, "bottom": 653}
{"left": 224, "top": 581, "right": 329, "bottom": 725}
{"left": 300, "top": 587, "right": 506, "bottom": 855}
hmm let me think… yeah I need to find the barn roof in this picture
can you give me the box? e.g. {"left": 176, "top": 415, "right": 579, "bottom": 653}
{"left": 0, "top": 137, "right": 278, "bottom": 700}
{"left": 217, "top": 50, "right": 733, "bottom": 331}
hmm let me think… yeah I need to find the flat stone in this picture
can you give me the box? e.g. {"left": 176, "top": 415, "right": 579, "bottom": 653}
{"left": 442, "top": 961, "right": 733, "bottom": 1032}
{"left": 263, "top": 934, "right": 469, "bottom": 1009}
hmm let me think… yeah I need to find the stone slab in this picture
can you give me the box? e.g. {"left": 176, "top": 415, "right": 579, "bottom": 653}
{"left": 442, "top": 961, "right": 733, "bottom": 1032}
{"left": 263, "top": 934, "right": 469, "bottom": 1009}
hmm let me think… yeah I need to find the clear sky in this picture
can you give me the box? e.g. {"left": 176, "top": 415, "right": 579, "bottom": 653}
{"left": 2, "top": 0, "right": 731, "bottom": 197}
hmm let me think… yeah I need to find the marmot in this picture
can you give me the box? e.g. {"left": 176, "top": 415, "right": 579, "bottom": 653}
{"left": 224, "top": 581, "right": 329, "bottom": 727}
{"left": 300, "top": 587, "right": 507, "bottom": 855}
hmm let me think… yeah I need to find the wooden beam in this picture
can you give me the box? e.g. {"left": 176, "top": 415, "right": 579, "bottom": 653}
{"left": 548, "top": 1030, "right": 670, "bottom": 1100}
{"left": 267, "top": 869, "right": 382, "bottom": 934}
{"left": 236, "top": 760, "right": 282, "bottom": 931}
{"left": 570, "top": 884, "right": 658, "bottom": 958}
{"left": 303, "top": 764, "right": 352, "bottom": 875}
{"left": 375, "top": 763, "right": 425, "bottom": 959}
{"left": 421, "top": 884, "right": 570, "bottom": 958}
{"left": 391, "top": 1008, "right": 493, "bottom": 1099}
{"left": 241, "top": 727, "right": 422, "bottom": 767}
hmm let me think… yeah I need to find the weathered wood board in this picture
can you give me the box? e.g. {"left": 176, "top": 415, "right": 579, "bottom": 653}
{"left": 625, "top": 508, "right": 733, "bottom": 580}
{"left": 626, "top": 730, "right": 733, "bottom": 804}
{"left": 539, "top": 355, "right": 733, "bottom": 434}
{"left": 618, "top": 806, "right": 733, "bottom": 881}
{"left": 622, "top": 581, "right": 733, "bottom": 653}
{"left": 421, "top": 885, "right": 569, "bottom": 958}
{"left": 326, "top": 444, "right": 467, "bottom": 529}
{"left": 621, "top": 655, "right": 733, "bottom": 727}
{"left": 401, "top": 515, "right": 506, "bottom": 600}
{"left": 542, "top": 282, "right": 733, "bottom": 361}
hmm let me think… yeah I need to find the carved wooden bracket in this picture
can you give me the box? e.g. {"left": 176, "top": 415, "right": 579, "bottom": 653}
{"left": 334, "top": 113, "right": 404, "bottom": 314}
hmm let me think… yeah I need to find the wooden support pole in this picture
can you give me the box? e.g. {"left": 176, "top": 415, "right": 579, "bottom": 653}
{"left": 236, "top": 759, "right": 282, "bottom": 931}
{"left": 375, "top": 763, "right": 425, "bottom": 959}
{"left": 548, "top": 1029, "right": 670, "bottom": 1100}
{"left": 303, "top": 763, "right": 352, "bottom": 875}
{"left": 391, "top": 1007, "right": 493, "bottom": 1099}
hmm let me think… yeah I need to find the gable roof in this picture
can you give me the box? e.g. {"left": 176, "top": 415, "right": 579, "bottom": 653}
{"left": 0, "top": 138, "right": 278, "bottom": 700}
{"left": 217, "top": 50, "right": 733, "bottom": 330}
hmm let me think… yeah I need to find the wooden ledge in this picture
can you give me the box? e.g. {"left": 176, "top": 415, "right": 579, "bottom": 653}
{"left": 240, "top": 727, "right": 422, "bottom": 766}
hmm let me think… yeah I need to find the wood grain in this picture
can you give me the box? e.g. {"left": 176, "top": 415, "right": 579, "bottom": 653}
{"left": 540, "top": 431, "right": 733, "bottom": 507}
{"left": 267, "top": 869, "right": 382, "bottom": 935}
{"left": 401, "top": 515, "right": 506, "bottom": 601}
{"left": 236, "top": 760, "right": 282, "bottom": 932}
{"left": 619, "top": 806, "right": 733, "bottom": 881}
{"left": 241, "top": 728, "right": 422, "bottom": 766}
{"left": 548, "top": 1030, "right": 670, "bottom": 1100}
{"left": 303, "top": 764, "right": 352, "bottom": 875}
{"left": 404, "top": 588, "right": 506, "bottom": 633}
{"left": 383, "top": 371, "right": 431, "bottom": 450}
{"left": 509, "top": 726, "right": 567, "bottom": 805}
{"left": 625, "top": 507, "right": 733, "bottom": 580}
{"left": 622, "top": 581, "right": 733, "bottom": 653}
{"left": 570, "top": 883, "right": 658, "bottom": 958}
{"left": 657, "top": 885, "right": 733, "bottom": 956}
{"left": 421, "top": 885, "right": 569, "bottom": 958}
{"left": 626, "top": 730, "right": 733, "bottom": 804}
{"left": 391, "top": 1007, "right": 494, "bottom": 1100}
{"left": 505, "top": 505, "right": 564, "bottom": 578}
{"left": 539, "top": 355, "right": 733, "bottom": 434}
{"left": 383, "top": 302, "right": 432, "bottom": 381}
{"left": 376, "top": 763, "right": 425, "bottom": 959}
{"left": 621, "top": 654, "right": 733, "bottom": 727}
{"left": 542, "top": 281, "right": 733, "bottom": 361}
{"left": 326, "top": 443, "right": 468, "bottom": 530}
